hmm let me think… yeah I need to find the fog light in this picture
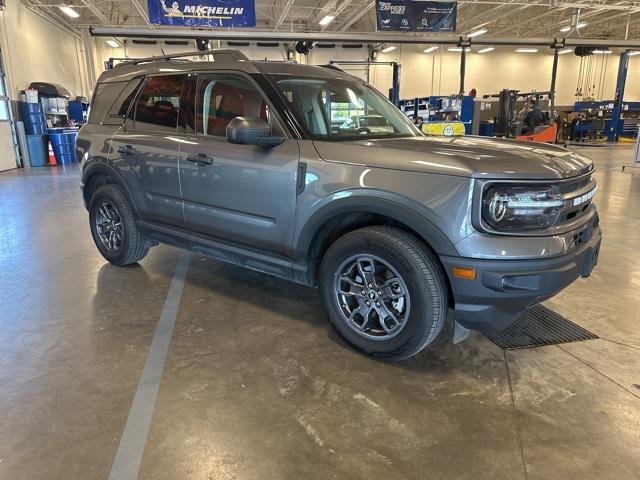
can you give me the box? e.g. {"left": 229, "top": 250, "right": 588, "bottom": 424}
{"left": 453, "top": 267, "right": 476, "bottom": 280}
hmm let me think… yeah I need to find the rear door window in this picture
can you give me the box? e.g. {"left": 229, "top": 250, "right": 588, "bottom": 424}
{"left": 128, "top": 75, "right": 186, "bottom": 133}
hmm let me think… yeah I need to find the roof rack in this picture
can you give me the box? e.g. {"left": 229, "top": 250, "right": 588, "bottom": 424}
{"left": 117, "top": 48, "right": 248, "bottom": 67}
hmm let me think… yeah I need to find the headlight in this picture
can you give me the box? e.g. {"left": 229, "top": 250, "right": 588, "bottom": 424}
{"left": 482, "top": 185, "right": 564, "bottom": 231}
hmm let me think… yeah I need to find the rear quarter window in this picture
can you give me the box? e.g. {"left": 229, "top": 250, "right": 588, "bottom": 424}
{"left": 103, "top": 78, "right": 144, "bottom": 125}
{"left": 88, "top": 81, "right": 129, "bottom": 124}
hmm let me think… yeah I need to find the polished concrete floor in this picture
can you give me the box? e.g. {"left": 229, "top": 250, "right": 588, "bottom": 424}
{"left": 0, "top": 146, "right": 639, "bottom": 480}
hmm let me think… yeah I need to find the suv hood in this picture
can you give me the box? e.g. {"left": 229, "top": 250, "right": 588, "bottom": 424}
{"left": 313, "top": 135, "right": 593, "bottom": 180}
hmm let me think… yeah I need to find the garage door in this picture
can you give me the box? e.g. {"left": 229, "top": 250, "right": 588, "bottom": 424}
{"left": 0, "top": 52, "right": 17, "bottom": 172}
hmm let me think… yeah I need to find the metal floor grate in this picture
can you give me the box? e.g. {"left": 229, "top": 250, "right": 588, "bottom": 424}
{"left": 485, "top": 304, "right": 598, "bottom": 349}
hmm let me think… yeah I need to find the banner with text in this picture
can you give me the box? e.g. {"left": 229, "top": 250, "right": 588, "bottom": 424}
{"left": 376, "top": 0, "right": 457, "bottom": 32}
{"left": 148, "top": 0, "right": 256, "bottom": 27}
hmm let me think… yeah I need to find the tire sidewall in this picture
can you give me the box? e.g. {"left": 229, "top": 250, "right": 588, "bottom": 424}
{"left": 320, "top": 231, "right": 445, "bottom": 359}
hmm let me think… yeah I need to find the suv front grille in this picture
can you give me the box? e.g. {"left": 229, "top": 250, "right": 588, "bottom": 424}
{"left": 554, "top": 173, "right": 596, "bottom": 228}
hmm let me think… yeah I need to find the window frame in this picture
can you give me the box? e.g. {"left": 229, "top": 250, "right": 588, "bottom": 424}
{"left": 191, "top": 70, "right": 288, "bottom": 140}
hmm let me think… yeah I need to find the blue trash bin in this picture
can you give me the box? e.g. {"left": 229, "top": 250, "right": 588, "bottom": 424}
{"left": 48, "top": 128, "right": 79, "bottom": 165}
{"left": 26, "top": 135, "right": 48, "bottom": 167}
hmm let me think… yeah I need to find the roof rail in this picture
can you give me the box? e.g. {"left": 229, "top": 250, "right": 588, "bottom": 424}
{"left": 117, "top": 48, "right": 248, "bottom": 67}
{"left": 319, "top": 64, "right": 343, "bottom": 72}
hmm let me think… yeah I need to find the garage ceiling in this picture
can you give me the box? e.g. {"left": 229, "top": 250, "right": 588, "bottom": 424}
{"left": 21, "top": 0, "right": 640, "bottom": 41}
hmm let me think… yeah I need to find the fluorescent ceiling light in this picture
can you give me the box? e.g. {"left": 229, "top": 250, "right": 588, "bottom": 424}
{"left": 448, "top": 47, "right": 471, "bottom": 52}
{"left": 628, "top": 51, "right": 640, "bottom": 56}
{"left": 477, "top": 47, "right": 494, "bottom": 54}
{"left": 381, "top": 45, "right": 396, "bottom": 53}
{"left": 423, "top": 46, "right": 438, "bottom": 53}
{"left": 59, "top": 5, "right": 79, "bottom": 18}
{"left": 516, "top": 48, "right": 538, "bottom": 53}
{"left": 593, "top": 50, "right": 612, "bottom": 54}
{"left": 319, "top": 14, "right": 335, "bottom": 26}
{"left": 558, "top": 48, "right": 573, "bottom": 55}
{"left": 560, "top": 22, "right": 587, "bottom": 32}
{"left": 468, "top": 28, "right": 488, "bottom": 38}
{"left": 106, "top": 40, "right": 120, "bottom": 48}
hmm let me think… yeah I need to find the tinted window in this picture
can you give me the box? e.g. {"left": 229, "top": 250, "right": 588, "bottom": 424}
{"left": 88, "top": 81, "right": 128, "bottom": 124}
{"left": 196, "top": 74, "right": 268, "bottom": 137}
{"left": 101, "top": 78, "right": 144, "bottom": 125}
{"left": 129, "top": 75, "right": 186, "bottom": 132}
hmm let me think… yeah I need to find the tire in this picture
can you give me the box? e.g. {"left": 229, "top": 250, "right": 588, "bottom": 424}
{"left": 88, "top": 184, "right": 151, "bottom": 266}
{"left": 319, "top": 226, "right": 449, "bottom": 361}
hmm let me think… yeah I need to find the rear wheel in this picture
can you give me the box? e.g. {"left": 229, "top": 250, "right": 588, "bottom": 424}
{"left": 89, "top": 184, "right": 151, "bottom": 265}
{"left": 319, "top": 226, "right": 449, "bottom": 361}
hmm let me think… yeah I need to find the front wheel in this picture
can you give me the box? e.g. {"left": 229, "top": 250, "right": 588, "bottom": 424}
{"left": 319, "top": 226, "right": 449, "bottom": 361}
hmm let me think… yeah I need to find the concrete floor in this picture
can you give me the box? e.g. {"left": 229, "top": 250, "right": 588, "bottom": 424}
{"left": 0, "top": 145, "right": 639, "bottom": 480}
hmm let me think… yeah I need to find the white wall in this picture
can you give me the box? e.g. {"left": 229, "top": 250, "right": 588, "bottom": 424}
{"left": 375, "top": 44, "right": 640, "bottom": 107}
{"left": 0, "top": 0, "right": 85, "bottom": 99}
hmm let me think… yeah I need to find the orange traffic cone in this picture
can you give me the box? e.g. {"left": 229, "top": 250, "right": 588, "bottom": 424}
{"left": 47, "top": 140, "right": 57, "bottom": 166}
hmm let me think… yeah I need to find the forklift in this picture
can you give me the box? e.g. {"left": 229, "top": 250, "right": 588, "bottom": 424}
{"left": 483, "top": 89, "right": 557, "bottom": 143}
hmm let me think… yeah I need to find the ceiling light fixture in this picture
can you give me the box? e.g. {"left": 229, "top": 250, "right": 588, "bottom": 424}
{"left": 593, "top": 49, "right": 612, "bottom": 54}
{"left": 106, "top": 40, "right": 120, "bottom": 48}
{"left": 516, "top": 48, "right": 538, "bottom": 53}
{"left": 448, "top": 47, "right": 471, "bottom": 52}
{"left": 59, "top": 5, "right": 79, "bottom": 18}
{"left": 381, "top": 45, "right": 397, "bottom": 53}
{"left": 423, "top": 46, "right": 438, "bottom": 53}
{"left": 468, "top": 28, "right": 488, "bottom": 38}
{"left": 477, "top": 47, "right": 494, "bottom": 54}
{"left": 558, "top": 48, "right": 573, "bottom": 55}
{"left": 628, "top": 51, "right": 640, "bottom": 56}
{"left": 319, "top": 14, "right": 335, "bottom": 26}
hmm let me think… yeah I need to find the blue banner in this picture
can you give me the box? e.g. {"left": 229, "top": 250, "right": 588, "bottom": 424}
{"left": 148, "top": 0, "right": 256, "bottom": 27}
{"left": 376, "top": 0, "right": 457, "bottom": 32}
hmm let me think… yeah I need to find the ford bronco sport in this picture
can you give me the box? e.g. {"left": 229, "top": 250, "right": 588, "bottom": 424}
{"left": 77, "top": 49, "right": 601, "bottom": 360}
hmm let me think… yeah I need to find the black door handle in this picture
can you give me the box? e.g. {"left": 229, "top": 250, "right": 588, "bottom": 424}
{"left": 185, "top": 153, "right": 213, "bottom": 166}
{"left": 117, "top": 144, "right": 136, "bottom": 156}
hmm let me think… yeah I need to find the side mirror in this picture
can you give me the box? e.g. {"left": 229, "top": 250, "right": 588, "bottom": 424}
{"left": 226, "top": 117, "right": 284, "bottom": 147}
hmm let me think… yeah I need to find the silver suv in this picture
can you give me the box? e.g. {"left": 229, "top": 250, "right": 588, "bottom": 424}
{"left": 77, "top": 50, "right": 601, "bottom": 360}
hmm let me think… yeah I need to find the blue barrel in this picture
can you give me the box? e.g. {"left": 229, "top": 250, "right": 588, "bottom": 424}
{"left": 48, "top": 128, "right": 78, "bottom": 165}
{"left": 20, "top": 102, "right": 47, "bottom": 135}
{"left": 26, "top": 135, "right": 48, "bottom": 167}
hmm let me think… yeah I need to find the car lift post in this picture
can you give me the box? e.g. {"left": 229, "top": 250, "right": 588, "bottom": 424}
{"left": 549, "top": 39, "right": 563, "bottom": 115}
{"left": 608, "top": 50, "right": 630, "bottom": 143}
{"left": 458, "top": 37, "right": 471, "bottom": 97}
{"left": 391, "top": 61, "right": 400, "bottom": 107}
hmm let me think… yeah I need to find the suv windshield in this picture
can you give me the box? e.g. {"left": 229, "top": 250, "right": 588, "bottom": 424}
{"left": 269, "top": 73, "right": 421, "bottom": 141}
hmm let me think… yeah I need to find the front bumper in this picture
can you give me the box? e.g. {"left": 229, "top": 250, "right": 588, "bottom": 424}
{"left": 440, "top": 226, "right": 602, "bottom": 333}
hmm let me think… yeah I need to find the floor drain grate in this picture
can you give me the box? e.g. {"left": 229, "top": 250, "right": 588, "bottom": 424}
{"left": 485, "top": 304, "right": 598, "bottom": 349}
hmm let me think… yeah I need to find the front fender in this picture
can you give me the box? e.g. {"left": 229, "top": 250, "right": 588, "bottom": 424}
{"left": 293, "top": 189, "right": 460, "bottom": 261}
